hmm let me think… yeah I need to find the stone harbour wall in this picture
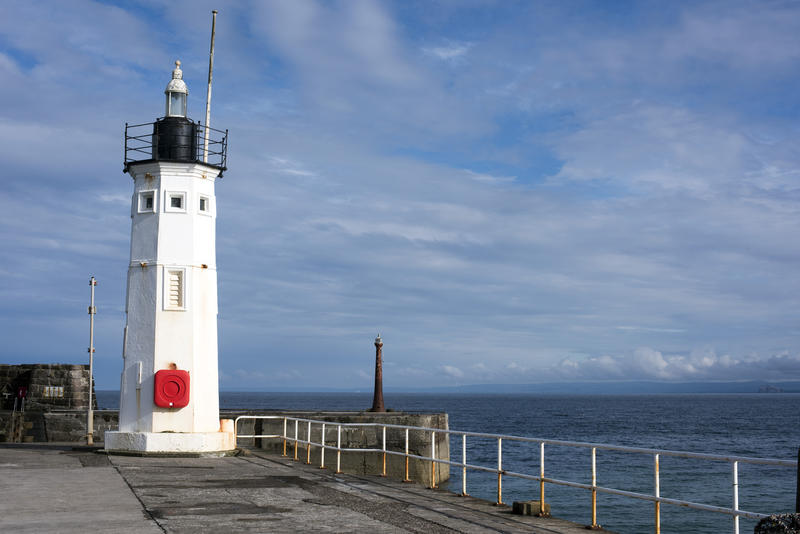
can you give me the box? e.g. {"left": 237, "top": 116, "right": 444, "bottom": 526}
{"left": 0, "top": 410, "right": 117, "bottom": 443}
{"left": 233, "top": 411, "right": 450, "bottom": 486}
{"left": 0, "top": 364, "right": 97, "bottom": 411}
{"left": 0, "top": 408, "right": 451, "bottom": 486}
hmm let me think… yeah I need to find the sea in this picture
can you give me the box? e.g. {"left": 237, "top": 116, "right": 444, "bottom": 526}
{"left": 96, "top": 391, "right": 799, "bottom": 534}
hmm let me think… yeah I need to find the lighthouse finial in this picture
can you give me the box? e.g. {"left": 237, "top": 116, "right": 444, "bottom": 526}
{"left": 172, "top": 60, "right": 183, "bottom": 80}
{"left": 165, "top": 60, "right": 188, "bottom": 116}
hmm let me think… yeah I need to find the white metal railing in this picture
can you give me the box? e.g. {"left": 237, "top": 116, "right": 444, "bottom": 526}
{"left": 234, "top": 415, "right": 796, "bottom": 534}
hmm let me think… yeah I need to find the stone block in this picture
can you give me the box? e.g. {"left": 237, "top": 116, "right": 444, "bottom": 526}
{"left": 512, "top": 500, "right": 551, "bottom": 516}
{"left": 105, "top": 428, "right": 235, "bottom": 454}
{"left": 755, "top": 514, "right": 800, "bottom": 534}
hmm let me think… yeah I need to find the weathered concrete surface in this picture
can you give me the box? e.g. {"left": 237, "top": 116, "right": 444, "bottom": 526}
{"left": 0, "top": 442, "right": 614, "bottom": 533}
{"left": 0, "top": 444, "right": 161, "bottom": 533}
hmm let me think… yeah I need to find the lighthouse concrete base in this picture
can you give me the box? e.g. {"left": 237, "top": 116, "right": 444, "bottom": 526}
{"left": 104, "top": 420, "right": 235, "bottom": 456}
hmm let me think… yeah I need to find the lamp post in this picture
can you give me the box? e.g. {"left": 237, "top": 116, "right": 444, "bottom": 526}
{"left": 87, "top": 276, "right": 96, "bottom": 445}
{"left": 371, "top": 334, "right": 385, "bottom": 412}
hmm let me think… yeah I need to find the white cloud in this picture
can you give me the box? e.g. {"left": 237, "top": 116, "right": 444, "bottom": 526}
{"left": 441, "top": 365, "right": 464, "bottom": 379}
{"left": 252, "top": 1, "right": 420, "bottom": 89}
{"left": 616, "top": 326, "right": 685, "bottom": 334}
{"left": 266, "top": 155, "right": 318, "bottom": 178}
{"left": 97, "top": 193, "right": 129, "bottom": 205}
{"left": 543, "top": 349, "right": 800, "bottom": 382}
{"left": 664, "top": 3, "right": 800, "bottom": 69}
{"left": 423, "top": 41, "right": 473, "bottom": 62}
{"left": 550, "top": 104, "right": 750, "bottom": 196}
{"left": 463, "top": 169, "right": 516, "bottom": 185}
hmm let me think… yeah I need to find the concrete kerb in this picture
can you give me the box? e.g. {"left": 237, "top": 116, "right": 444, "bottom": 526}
{"left": 102, "top": 447, "right": 240, "bottom": 458}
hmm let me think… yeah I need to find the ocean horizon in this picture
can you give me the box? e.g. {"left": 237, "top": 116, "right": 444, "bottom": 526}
{"left": 98, "top": 378, "right": 800, "bottom": 396}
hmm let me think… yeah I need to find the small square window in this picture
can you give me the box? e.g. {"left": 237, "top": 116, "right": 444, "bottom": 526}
{"left": 165, "top": 191, "right": 187, "bottom": 213}
{"left": 138, "top": 191, "right": 156, "bottom": 213}
{"left": 198, "top": 195, "right": 211, "bottom": 216}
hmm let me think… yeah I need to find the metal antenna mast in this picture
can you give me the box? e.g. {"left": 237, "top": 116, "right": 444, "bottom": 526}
{"left": 203, "top": 10, "right": 218, "bottom": 163}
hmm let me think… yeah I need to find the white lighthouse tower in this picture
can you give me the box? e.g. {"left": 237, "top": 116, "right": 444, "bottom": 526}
{"left": 105, "top": 61, "right": 233, "bottom": 454}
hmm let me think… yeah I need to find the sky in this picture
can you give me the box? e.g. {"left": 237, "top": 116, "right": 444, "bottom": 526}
{"left": 1, "top": 0, "right": 800, "bottom": 391}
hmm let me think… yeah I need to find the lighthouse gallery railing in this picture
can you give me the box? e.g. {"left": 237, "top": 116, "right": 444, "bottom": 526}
{"left": 234, "top": 415, "right": 796, "bottom": 534}
{"left": 123, "top": 120, "right": 228, "bottom": 173}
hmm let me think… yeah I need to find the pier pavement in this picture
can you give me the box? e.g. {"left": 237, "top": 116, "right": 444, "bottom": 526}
{"left": 0, "top": 443, "right": 613, "bottom": 533}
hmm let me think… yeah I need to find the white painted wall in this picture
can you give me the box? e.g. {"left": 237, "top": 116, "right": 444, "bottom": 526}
{"left": 119, "top": 161, "right": 222, "bottom": 434}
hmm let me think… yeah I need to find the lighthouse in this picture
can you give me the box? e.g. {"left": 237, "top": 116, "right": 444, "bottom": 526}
{"left": 105, "top": 60, "right": 233, "bottom": 454}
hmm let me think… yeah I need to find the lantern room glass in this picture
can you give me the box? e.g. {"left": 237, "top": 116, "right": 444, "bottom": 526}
{"left": 166, "top": 92, "right": 186, "bottom": 117}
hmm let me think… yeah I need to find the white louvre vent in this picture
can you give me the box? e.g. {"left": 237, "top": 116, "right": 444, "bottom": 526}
{"left": 167, "top": 269, "right": 184, "bottom": 309}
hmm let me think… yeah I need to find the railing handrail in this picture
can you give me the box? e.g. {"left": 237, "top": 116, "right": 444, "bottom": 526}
{"left": 123, "top": 119, "right": 228, "bottom": 172}
{"left": 233, "top": 414, "right": 796, "bottom": 533}
{"left": 234, "top": 415, "right": 795, "bottom": 467}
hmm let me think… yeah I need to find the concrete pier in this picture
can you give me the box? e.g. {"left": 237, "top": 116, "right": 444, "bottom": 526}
{"left": 1, "top": 443, "right": 614, "bottom": 533}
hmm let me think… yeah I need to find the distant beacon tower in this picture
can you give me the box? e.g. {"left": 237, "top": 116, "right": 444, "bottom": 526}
{"left": 105, "top": 61, "right": 232, "bottom": 454}
{"left": 370, "top": 335, "right": 385, "bottom": 412}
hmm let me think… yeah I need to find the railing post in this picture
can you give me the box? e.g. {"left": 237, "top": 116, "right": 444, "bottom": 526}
{"left": 282, "top": 417, "right": 287, "bottom": 457}
{"left": 430, "top": 431, "right": 437, "bottom": 489}
{"left": 461, "top": 433, "right": 468, "bottom": 496}
{"left": 538, "top": 442, "right": 546, "bottom": 516}
{"left": 591, "top": 447, "right": 598, "bottom": 529}
{"left": 336, "top": 424, "right": 342, "bottom": 474}
{"left": 796, "top": 446, "right": 800, "bottom": 513}
{"left": 293, "top": 419, "right": 299, "bottom": 461}
{"left": 403, "top": 428, "right": 411, "bottom": 482}
{"left": 381, "top": 426, "right": 387, "bottom": 477}
{"left": 732, "top": 461, "right": 739, "bottom": 534}
{"left": 654, "top": 453, "right": 660, "bottom": 534}
{"left": 496, "top": 437, "right": 503, "bottom": 505}
{"left": 320, "top": 423, "right": 326, "bottom": 469}
{"left": 306, "top": 421, "right": 312, "bottom": 464}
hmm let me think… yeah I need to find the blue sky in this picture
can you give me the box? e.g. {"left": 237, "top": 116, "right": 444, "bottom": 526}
{"left": 2, "top": 0, "right": 800, "bottom": 390}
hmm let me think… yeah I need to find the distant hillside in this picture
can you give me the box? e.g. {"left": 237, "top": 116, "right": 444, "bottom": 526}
{"left": 164, "top": 380, "right": 800, "bottom": 394}
{"left": 386, "top": 380, "right": 800, "bottom": 394}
